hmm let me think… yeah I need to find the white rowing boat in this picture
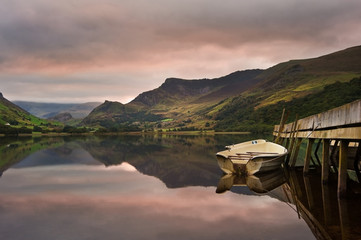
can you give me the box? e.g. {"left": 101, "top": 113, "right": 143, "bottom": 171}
{"left": 216, "top": 139, "right": 287, "bottom": 175}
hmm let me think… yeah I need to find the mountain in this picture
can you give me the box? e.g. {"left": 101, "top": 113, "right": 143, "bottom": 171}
{"left": 14, "top": 101, "right": 101, "bottom": 119}
{"left": 0, "top": 93, "right": 56, "bottom": 133}
{"left": 82, "top": 45, "right": 361, "bottom": 131}
{"left": 82, "top": 70, "right": 263, "bottom": 128}
{"left": 131, "top": 70, "right": 263, "bottom": 108}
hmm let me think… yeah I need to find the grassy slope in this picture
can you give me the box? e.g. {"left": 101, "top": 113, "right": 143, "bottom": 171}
{"left": 214, "top": 77, "right": 361, "bottom": 132}
{"left": 0, "top": 94, "right": 52, "bottom": 127}
{"left": 250, "top": 46, "right": 361, "bottom": 108}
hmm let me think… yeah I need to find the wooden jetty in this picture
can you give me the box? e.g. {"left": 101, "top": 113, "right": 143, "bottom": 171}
{"left": 273, "top": 99, "right": 361, "bottom": 198}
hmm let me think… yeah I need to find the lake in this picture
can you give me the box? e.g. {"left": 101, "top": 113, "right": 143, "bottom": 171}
{"left": 0, "top": 134, "right": 360, "bottom": 240}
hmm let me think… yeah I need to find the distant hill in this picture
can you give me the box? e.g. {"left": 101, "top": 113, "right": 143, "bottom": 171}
{"left": 81, "top": 100, "right": 161, "bottom": 129}
{"left": 48, "top": 112, "right": 74, "bottom": 122}
{"left": 14, "top": 101, "right": 101, "bottom": 119}
{"left": 82, "top": 45, "right": 361, "bottom": 131}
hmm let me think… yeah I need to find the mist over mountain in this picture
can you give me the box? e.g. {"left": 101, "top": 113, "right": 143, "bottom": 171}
{"left": 14, "top": 101, "right": 101, "bottom": 119}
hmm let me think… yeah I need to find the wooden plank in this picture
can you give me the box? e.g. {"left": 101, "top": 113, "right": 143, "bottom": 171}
{"left": 246, "top": 151, "right": 279, "bottom": 155}
{"left": 274, "top": 126, "right": 361, "bottom": 140}
{"left": 321, "top": 139, "right": 330, "bottom": 184}
{"left": 304, "top": 139, "right": 315, "bottom": 175}
{"left": 274, "top": 99, "right": 361, "bottom": 133}
{"left": 338, "top": 140, "right": 349, "bottom": 198}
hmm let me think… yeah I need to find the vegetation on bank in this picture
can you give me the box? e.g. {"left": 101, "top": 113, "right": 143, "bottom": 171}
{"left": 214, "top": 77, "right": 361, "bottom": 132}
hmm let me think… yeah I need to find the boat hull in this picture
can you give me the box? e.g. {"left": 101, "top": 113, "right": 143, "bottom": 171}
{"left": 216, "top": 139, "right": 287, "bottom": 175}
{"left": 246, "top": 154, "right": 287, "bottom": 175}
{"left": 217, "top": 154, "right": 286, "bottom": 175}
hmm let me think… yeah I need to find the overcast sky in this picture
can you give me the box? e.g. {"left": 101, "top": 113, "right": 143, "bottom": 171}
{"left": 1, "top": 0, "right": 360, "bottom": 103}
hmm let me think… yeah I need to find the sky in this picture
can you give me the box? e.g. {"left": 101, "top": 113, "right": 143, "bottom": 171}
{"left": 0, "top": 0, "right": 361, "bottom": 103}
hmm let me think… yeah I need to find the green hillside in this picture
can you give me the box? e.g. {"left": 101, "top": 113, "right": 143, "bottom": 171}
{"left": 249, "top": 46, "right": 361, "bottom": 108}
{"left": 214, "top": 77, "right": 361, "bottom": 132}
{"left": 210, "top": 46, "right": 361, "bottom": 131}
{"left": 0, "top": 93, "right": 59, "bottom": 134}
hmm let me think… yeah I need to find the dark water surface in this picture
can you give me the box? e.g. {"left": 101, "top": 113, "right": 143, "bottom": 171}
{"left": 0, "top": 135, "right": 359, "bottom": 240}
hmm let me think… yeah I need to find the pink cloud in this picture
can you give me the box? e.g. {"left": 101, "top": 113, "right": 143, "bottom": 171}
{"left": 1, "top": 0, "right": 360, "bottom": 102}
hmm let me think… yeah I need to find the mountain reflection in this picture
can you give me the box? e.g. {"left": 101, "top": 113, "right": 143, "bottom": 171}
{"left": 1, "top": 134, "right": 262, "bottom": 188}
{"left": 1, "top": 135, "right": 361, "bottom": 239}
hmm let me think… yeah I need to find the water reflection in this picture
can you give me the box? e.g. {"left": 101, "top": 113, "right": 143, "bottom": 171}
{"left": 0, "top": 135, "right": 360, "bottom": 239}
{"left": 283, "top": 169, "right": 361, "bottom": 240}
{"left": 216, "top": 169, "right": 286, "bottom": 194}
{"left": 0, "top": 156, "right": 312, "bottom": 240}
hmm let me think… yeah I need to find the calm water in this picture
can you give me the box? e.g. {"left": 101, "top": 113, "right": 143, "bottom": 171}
{"left": 0, "top": 135, "right": 360, "bottom": 240}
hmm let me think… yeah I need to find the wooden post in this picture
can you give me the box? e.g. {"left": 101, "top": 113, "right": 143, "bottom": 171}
{"left": 304, "top": 138, "right": 315, "bottom": 175}
{"left": 275, "top": 108, "right": 286, "bottom": 144}
{"left": 322, "top": 139, "right": 330, "bottom": 184}
{"left": 338, "top": 140, "right": 349, "bottom": 198}
{"left": 285, "top": 138, "right": 290, "bottom": 151}
{"left": 285, "top": 119, "right": 298, "bottom": 165}
{"left": 290, "top": 138, "right": 302, "bottom": 168}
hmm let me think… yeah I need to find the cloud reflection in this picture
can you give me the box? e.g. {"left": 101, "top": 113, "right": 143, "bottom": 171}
{"left": 0, "top": 164, "right": 314, "bottom": 239}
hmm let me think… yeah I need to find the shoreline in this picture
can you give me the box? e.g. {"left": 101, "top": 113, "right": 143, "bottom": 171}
{"left": 0, "top": 131, "right": 252, "bottom": 137}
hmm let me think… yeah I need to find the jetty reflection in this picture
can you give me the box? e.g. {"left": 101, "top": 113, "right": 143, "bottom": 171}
{"left": 216, "top": 167, "right": 361, "bottom": 240}
{"left": 283, "top": 169, "right": 361, "bottom": 240}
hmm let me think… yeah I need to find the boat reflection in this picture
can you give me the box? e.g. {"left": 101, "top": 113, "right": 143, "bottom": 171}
{"left": 216, "top": 169, "right": 286, "bottom": 194}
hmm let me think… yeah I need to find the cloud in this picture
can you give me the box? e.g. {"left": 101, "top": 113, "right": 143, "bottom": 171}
{"left": 0, "top": 0, "right": 360, "bottom": 102}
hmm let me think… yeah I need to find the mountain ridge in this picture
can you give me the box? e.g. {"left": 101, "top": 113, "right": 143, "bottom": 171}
{"left": 82, "top": 69, "right": 264, "bottom": 128}
{"left": 83, "top": 45, "right": 361, "bottom": 131}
